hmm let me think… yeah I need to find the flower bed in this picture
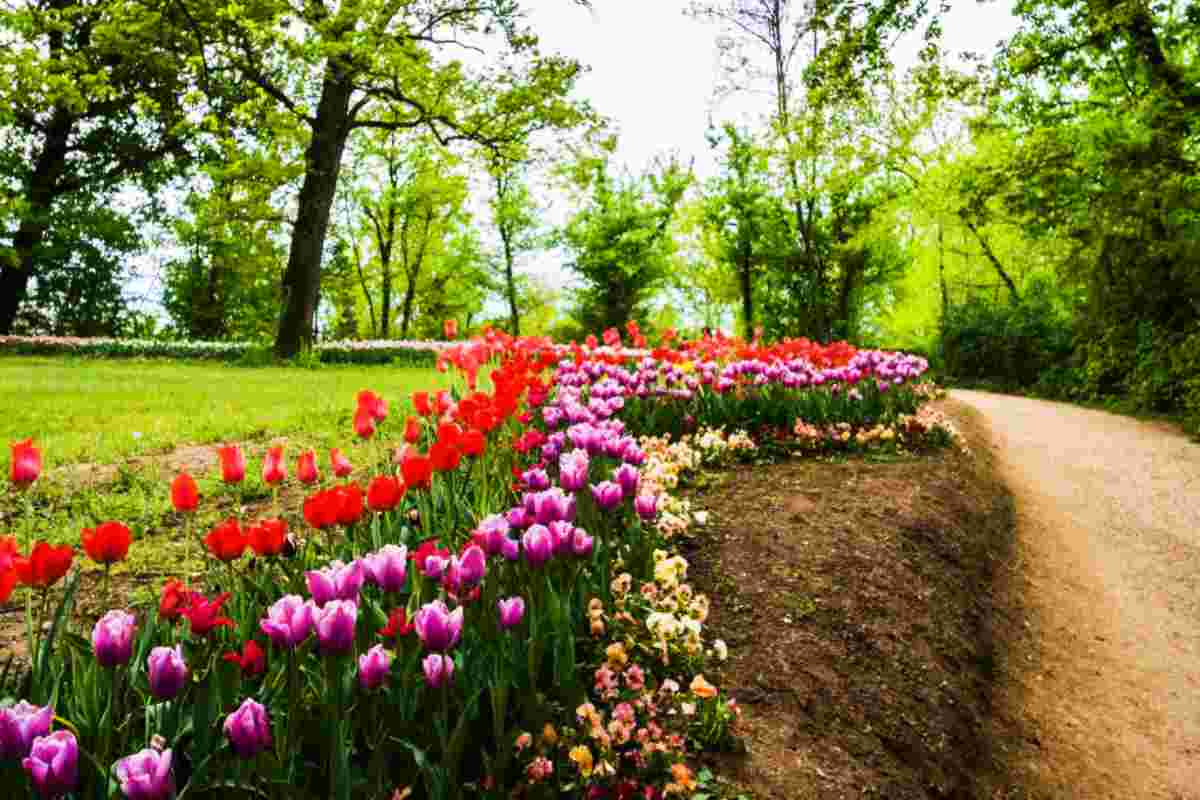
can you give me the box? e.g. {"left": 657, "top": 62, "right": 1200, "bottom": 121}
{"left": 0, "top": 325, "right": 951, "bottom": 799}
{"left": 0, "top": 336, "right": 448, "bottom": 367}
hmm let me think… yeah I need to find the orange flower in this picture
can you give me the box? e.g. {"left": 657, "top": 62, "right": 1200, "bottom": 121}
{"left": 689, "top": 673, "right": 718, "bottom": 699}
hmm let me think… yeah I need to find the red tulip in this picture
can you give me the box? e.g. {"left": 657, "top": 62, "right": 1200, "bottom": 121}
{"left": 247, "top": 518, "right": 287, "bottom": 557}
{"left": 330, "top": 448, "right": 353, "bottom": 478}
{"left": 217, "top": 445, "right": 246, "bottom": 483}
{"left": 81, "top": 521, "right": 131, "bottom": 565}
{"left": 303, "top": 490, "right": 338, "bottom": 530}
{"left": 443, "top": 319, "right": 458, "bottom": 340}
{"left": 159, "top": 579, "right": 191, "bottom": 622}
{"left": 262, "top": 446, "right": 286, "bottom": 485}
{"left": 9, "top": 439, "right": 41, "bottom": 487}
{"left": 400, "top": 448, "right": 432, "bottom": 490}
{"left": 434, "top": 390, "right": 453, "bottom": 416}
{"left": 429, "top": 441, "right": 460, "bottom": 473}
{"left": 357, "top": 390, "right": 388, "bottom": 422}
{"left": 334, "top": 484, "right": 365, "bottom": 526}
{"left": 435, "top": 422, "right": 462, "bottom": 450}
{"left": 367, "top": 476, "right": 404, "bottom": 512}
{"left": 378, "top": 607, "right": 414, "bottom": 640}
{"left": 14, "top": 542, "right": 74, "bottom": 588}
{"left": 180, "top": 592, "right": 234, "bottom": 637}
{"left": 412, "top": 391, "right": 432, "bottom": 417}
{"left": 459, "top": 429, "right": 486, "bottom": 458}
{"left": 353, "top": 407, "right": 376, "bottom": 439}
{"left": 171, "top": 471, "right": 199, "bottom": 512}
{"left": 297, "top": 450, "right": 320, "bottom": 485}
{"left": 0, "top": 536, "right": 18, "bottom": 603}
{"left": 404, "top": 416, "right": 422, "bottom": 444}
{"left": 223, "top": 640, "right": 266, "bottom": 678}
{"left": 204, "top": 519, "right": 247, "bottom": 562}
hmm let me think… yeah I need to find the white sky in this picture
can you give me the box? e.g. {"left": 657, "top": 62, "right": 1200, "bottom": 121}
{"left": 524, "top": 0, "right": 1022, "bottom": 179}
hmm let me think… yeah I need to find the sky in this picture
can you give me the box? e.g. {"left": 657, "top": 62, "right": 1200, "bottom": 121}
{"left": 522, "top": 0, "right": 1023, "bottom": 180}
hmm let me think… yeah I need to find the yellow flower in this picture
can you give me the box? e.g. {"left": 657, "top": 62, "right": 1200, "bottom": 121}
{"left": 605, "top": 642, "right": 628, "bottom": 668}
{"left": 568, "top": 745, "right": 594, "bottom": 777}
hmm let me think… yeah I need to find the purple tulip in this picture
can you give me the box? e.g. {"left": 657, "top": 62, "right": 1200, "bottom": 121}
{"left": 522, "top": 467, "right": 551, "bottom": 491}
{"left": 634, "top": 493, "right": 659, "bottom": 521}
{"left": 521, "top": 524, "right": 554, "bottom": 568}
{"left": 505, "top": 506, "right": 532, "bottom": 530}
{"left": 147, "top": 646, "right": 188, "bottom": 700}
{"left": 115, "top": 748, "right": 174, "bottom": 800}
{"left": 497, "top": 596, "right": 525, "bottom": 630}
{"left": 21, "top": 730, "right": 78, "bottom": 797}
{"left": 558, "top": 449, "right": 590, "bottom": 492}
{"left": 421, "top": 553, "right": 449, "bottom": 579}
{"left": 305, "top": 560, "right": 365, "bottom": 606}
{"left": 472, "top": 514, "right": 511, "bottom": 556}
{"left": 363, "top": 545, "right": 408, "bottom": 593}
{"left": 571, "top": 528, "right": 595, "bottom": 558}
{"left": 422, "top": 653, "right": 454, "bottom": 688}
{"left": 456, "top": 545, "right": 487, "bottom": 588}
{"left": 529, "top": 488, "right": 573, "bottom": 525}
{"left": 547, "top": 520, "right": 573, "bottom": 555}
{"left": 0, "top": 701, "right": 53, "bottom": 760}
{"left": 500, "top": 535, "right": 520, "bottom": 561}
{"left": 414, "top": 600, "right": 463, "bottom": 652}
{"left": 259, "top": 595, "right": 315, "bottom": 650}
{"left": 358, "top": 644, "right": 391, "bottom": 690}
{"left": 590, "top": 481, "right": 624, "bottom": 512}
{"left": 223, "top": 698, "right": 272, "bottom": 758}
{"left": 314, "top": 599, "right": 358, "bottom": 655}
{"left": 613, "top": 464, "right": 640, "bottom": 497}
{"left": 93, "top": 610, "right": 137, "bottom": 668}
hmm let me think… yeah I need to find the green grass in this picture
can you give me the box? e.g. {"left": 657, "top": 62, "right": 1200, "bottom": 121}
{"left": 0, "top": 357, "right": 449, "bottom": 574}
{"left": 0, "top": 356, "right": 447, "bottom": 468}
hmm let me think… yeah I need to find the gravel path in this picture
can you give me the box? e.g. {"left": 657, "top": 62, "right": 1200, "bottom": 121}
{"left": 953, "top": 390, "right": 1200, "bottom": 798}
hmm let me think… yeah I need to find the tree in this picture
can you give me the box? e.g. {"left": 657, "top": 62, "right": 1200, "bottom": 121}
{"left": 489, "top": 161, "right": 542, "bottom": 336}
{"left": 0, "top": 0, "right": 195, "bottom": 333}
{"left": 558, "top": 151, "right": 691, "bottom": 333}
{"left": 174, "top": 0, "right": 591, "bottom": 357}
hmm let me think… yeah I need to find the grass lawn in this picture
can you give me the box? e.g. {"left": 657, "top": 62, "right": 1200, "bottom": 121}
{"left": 0, "top": 357, "right": 449, "bottom": 576}
{"left": 1, "top": 356, "right": 447, "bottom": 467}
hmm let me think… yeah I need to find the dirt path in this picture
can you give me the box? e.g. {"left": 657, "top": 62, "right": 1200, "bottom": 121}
{"left": 952, "top": 390, "right": 1200, "bottom": 799}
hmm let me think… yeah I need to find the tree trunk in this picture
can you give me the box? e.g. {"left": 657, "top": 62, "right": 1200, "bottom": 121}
{"left": 739, "top": 250, "right": 754, "bottom": 338}
{"left": 274, "top": 64, "right": 354, "bottom": 358}
{"left": 958, "top": 210, "right": 1020, "bottom": 303}
{"left": 399, "top": 281, "right": 417, "bottom": 339}
{"left": 500, "top": 224, "right": 520, "bottom": 336}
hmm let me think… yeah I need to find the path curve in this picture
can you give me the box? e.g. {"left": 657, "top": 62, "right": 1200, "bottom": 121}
{"left": 952, "top": 390, "right": 1200, "bottom": 798}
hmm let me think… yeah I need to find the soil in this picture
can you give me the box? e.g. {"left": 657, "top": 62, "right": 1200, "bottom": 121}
{"left": 686, "top": 399, "right": 1030, "bottom": 799}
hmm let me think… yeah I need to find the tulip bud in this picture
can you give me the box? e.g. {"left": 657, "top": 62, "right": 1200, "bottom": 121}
{"left": 589, "top": 481, "right": 624, "bottom": 512}
{"left": 314, "top": 599, "right": 358, "bottom": 655}
{"left": 115, "top": 747, "right": 175, "bottom": 800}
{"left": 497, "top": 596, "right": 525, "bottom": 630}
{"left": 414, "top": 600, "right": 463, "bottom": 652}
{"left": 422, "top": 653, "right": 454, "bottom": 688}
{"left": 634, "top": 493, "right": 658, "bottom": 522}
{"left": 558, "top": 449, "right": 590, "bottom": 492}
{"left": 306, "top": 560, "right": 365, "bottom": 606}
{"left": 363, "top": 545, "right": 408, "bottom": 593}
{"left": 147, "top": 645, "right": 188, "bottom": 700}
{"left": 223, "top": 698, "right": 272, "bottom": 758}
{"left": 297, "top": 450, "right": 321, "bottom": 485}
{"left": 92, "top": 610, "right": 137, "bottom": 668}
{"left": 170, "top": 471, "right": 198, "bottom": 513}
{"left": 21, "top": 730, "right": 78, "bottom": 796}
{"left": 358, "top": 644, "right": 392, "bottom": 690}
{"left": 329, "top": 448, "right": 354, "bottom": 478}
{"left": 613, "top": 464, "right": 640, "bottom": 497}
{"left": 259, "top": 595, "right": 315, "bottom": 649}
{"left": 521, "top": 525, "right": 554, "bottom": 568}
{"left": 261, "top": 446, "right": 287, "bottom": 485}
{"left": 217, "top": 445, "right": 245, "bottom": 484}
{"left": 9, "top": 439, "right": 41, "bottom": 487}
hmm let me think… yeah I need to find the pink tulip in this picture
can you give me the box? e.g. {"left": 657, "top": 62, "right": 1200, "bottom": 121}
{"left": 358, "top": 644, "right": 391, "bottom": 690}
{"left": 422, "top": 653, "right": 454, "bottom": 688}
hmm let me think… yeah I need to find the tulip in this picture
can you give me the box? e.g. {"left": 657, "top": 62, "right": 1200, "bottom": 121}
{"left": 356, "top": 390, "right": 389, "bottom": 422}
{"left": 0, "top": 701, "right": 53, "bottom": 760}
{"left": 297, "top": 450, "right": 320, "bottom": 485}
{"left": 443, "top": 318, "right": 458, "bottom": 339}
{"left": 521, "top": 525, "right": 554, "bottom": 568}
{"left": 354, "top": 407, "right": 376, "bottom": 439}
{"left": 367, "top": 475, "right": 404, "bottom": 512}
{"left": 413, "top": 599, "right": 463, "bottom": 652}
{"left": 570, "top": 528, "right": 595, "bottom": 558}
{"left": 93, "top": 610, "right": 137, "bottom": 667}
{"left": 436, "top": 422, "right": 462, "bottom": 450}
{"left": 400, "top": 449, "right": 432, "bottom": 490}
{"left": 204, "top": 519, "right": 246, "bottom": 562}
{"left": 170, "top": 471, "right": 198, "bottom": 512}
{"left": 456, "top": 545, "right": 486, "bottom": 588}
{"left": 558, "top": 449, "right": 590, "bottom": 492}
{"left": 157, "top": 579, "right": 190, "bottom": 622}
{"left": 429, "top": 441, "right": 460, "bottom": 472}
{"left": 9, "top": 439, "right": 41, "bottom": 487}
{"left": 217, "top": 445, "right": 245, "bottom": 484}
{"left": 422, "top": 653, "right": 454, "bottom": 688}
{"left": 403, "top": 416, "right": 422, "bottom": 444}
{"left": 223, "top": 640, "right": 266, "bottom": 678}
{"left": 358, "top": 644, "right": 391, "bottom": 690}
{"left": 410, "top": 539, "right": 450, "bottom": 578}
{"left": 259, "top": 595, "right": 315, "bottom": 649}
{"left": 179, "top": 592, "right": 234, "bottom": 637}
{"left": 547, "top": 521, "right": 574, "bottom": 556}
{"left": 333, "top": 483, "right": 364, "bottom": 525}
{"left": 314, "top": 599, "right": 358, "bottom": 655}
{"left": 115, "top": 747, "right": 174, "bottom": 800}
{"left": 459, "top": 429, "right": 486, "bottom": 457}
{"left": 363, "top": 545, "right": 408, "bottom": 593}
{"left": 528, "top": 488, "right": 574, "bottom": 526}
{"left": 505, "top": 506, "right": 531, "bottom": 530}
{"left": 223, "top": 698, "right": 272, "bottom": 758}
{"left": 412, "top": 391, "right": 432, "bottom": 417}
{"left": 247, "top": 518, "right": 287, "bottom": 557}
{"left": 14, "top": 542, "right": 73, "bottom": 589}
{"left": 147, "top": 645, "right": 188, "bottom": 700}
{"left": 22, "top": 730, "right": 78, "bottom": 797}
{"left": 378, "top": 607, "right": 414, "bottom": 640}
{"left": 302, "top": 489, "right": 338, "bottom": 530}
{"left": 472, "top": 514, "right": 510, "bottom": 556}
{"left": 306, "top": 560, "right": 364, "bottom": 606}
{"left": 522, "top": 467, "right": 551, "bottom": 491}
{"left": 590, "top": 481, "right": 624, "bottom": 512}
{"left": 497, "top": 596, "right": 525, "bottom": 630}
{"left": 329, "top": 448, "right": 353, "bottom": 478}
{"left": 613, "top": 464, "right": 640, "bottom": 497}
{"left": 261, "top": 446, "right": 286, "bottom": 485}
{"left": 501, "top": 535, "right": 520, "bottom": 561}
{"left": 634, "top": 493, "right": 658, "bottom": 522}
{"left": 81, "top": 521, "right": 131, "bottom": 565}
